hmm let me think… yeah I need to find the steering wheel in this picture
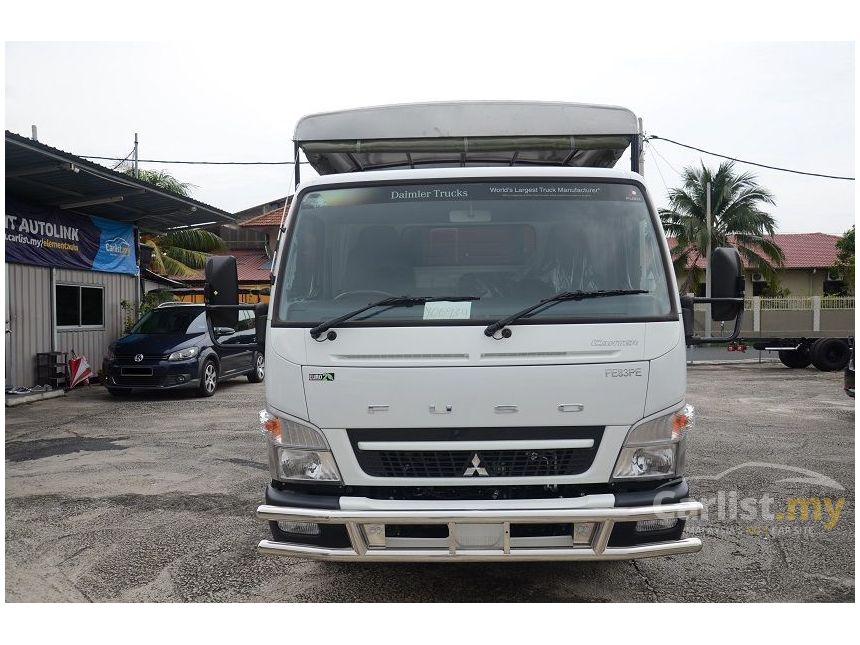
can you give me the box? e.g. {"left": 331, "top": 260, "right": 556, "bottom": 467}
{"left": 333, "top": 290, "right": 396, "bottom": 301}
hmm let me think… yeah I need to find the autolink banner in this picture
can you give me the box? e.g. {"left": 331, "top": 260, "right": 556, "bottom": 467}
{"left": 5, "top": 198, "right": 137, "bottom": 274}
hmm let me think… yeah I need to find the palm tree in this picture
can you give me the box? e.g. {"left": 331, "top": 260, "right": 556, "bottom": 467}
{"left": 659, "top": 161, "right": 784, "bottom": 293}
{"left": 120, "top": 166, "right": 197, "bottom": 197}
{"left": 117, "top": 166, "right": 219, "bottom": 276}
{"left": 142, "top": 228, "right": 226, "bottom": 277}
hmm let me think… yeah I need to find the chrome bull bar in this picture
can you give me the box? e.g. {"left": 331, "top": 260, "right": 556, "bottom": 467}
{"left": 256, "top": 500, "right": 704, "bottom": 562}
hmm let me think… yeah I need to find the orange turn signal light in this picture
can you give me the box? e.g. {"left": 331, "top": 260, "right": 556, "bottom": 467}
{"left": 671, "top": 405, "right": 694, "bottom": 439}
{"left": 262, "top": 416, "right": 282, "bottom": 441}
{"left": 671, "top": 413, "right": 689, "bottom": 433}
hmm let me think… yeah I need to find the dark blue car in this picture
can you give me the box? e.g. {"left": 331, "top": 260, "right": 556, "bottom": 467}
{"left": 103, "top": 303, "right": 264, "bottom": 397}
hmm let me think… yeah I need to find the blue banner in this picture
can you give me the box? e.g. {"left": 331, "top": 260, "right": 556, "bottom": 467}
{"left": 5, "top": 198, "right": 137, "bottom": 274}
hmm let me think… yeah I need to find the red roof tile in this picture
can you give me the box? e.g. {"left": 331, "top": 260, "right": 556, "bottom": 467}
{"left": 167, "top": 249, "right": 272, "bottom": 283}
{"left": 240, "top": 206, "right": 286, "bottom": 228}
{"left": 669, "top": 233, "right": 841, "bottom": 270}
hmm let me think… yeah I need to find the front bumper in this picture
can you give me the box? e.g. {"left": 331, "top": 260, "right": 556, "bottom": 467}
{"left": 256, "top": 493, "right": 703, "bottom": 562}
{"left": 103, "top": 358, "right": 200, "bottom": 390}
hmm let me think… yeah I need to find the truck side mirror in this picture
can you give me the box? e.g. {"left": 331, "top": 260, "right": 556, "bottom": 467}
{"left": 254, "top": 302, "right": 269, "bottom": 352}
{"left": 204, "top": 256, "right": 239, "bottom": 328}
{"left": 679, "top": 295, "right": 694, "bottom": 344}
{"left": 710, "top": 247, "right": 745, "bottom": 321}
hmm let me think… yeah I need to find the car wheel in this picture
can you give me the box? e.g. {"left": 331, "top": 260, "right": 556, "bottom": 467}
{"left": 248, "top": 352, "right": 265, "bottom": 383}
{"left": 107, "top": 387, "right": 132, "bottom": 396}
{"left": 198, "top": 360, "right": 218, "bottom": 397}
{"left": 778, "top": 348, "right": 811, "bottom": 369}
{"left": 810, "top": 338, "right": 851, "bottom": 372}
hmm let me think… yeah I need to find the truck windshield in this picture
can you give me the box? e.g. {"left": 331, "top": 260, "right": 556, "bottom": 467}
{"left": 275, "top": 181, "right": 673, "bottom": 326}
{"left": 130, "top": 307, "right": 208, "bottom": 335}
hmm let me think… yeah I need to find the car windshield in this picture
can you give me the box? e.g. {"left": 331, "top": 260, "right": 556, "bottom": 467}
{"left": 130, "top": 307, "right": 208, "bottom": 334}
{"left": 275, "top": 181, "right": 672, "bottom": 325}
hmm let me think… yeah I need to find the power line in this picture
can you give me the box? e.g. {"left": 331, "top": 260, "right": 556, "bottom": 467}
{"left": 645, "top": 143, "right": 669, "bottom": 195}
{"left": 648, "top": 140, "right": 682, "bottom": 176}
{"left": 110, "top": 147, "right": 135, "bottom": 170}
{"left": 81, "top": 137, "right": 855, "bottom": 181}
{"left": 648, "top": 135, "right": 854, "bottom": 181}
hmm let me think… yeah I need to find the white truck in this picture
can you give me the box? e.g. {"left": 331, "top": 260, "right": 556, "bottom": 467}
{"left": 205, "top": 101, "right": 745, "bottom": 561}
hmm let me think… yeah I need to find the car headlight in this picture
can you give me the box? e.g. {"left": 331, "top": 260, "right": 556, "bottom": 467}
{"left": 612, "top": 404, "right": 694, "bottom": 480}
{"left": 259, "top": 410, "right": 341, "bottom": 482}
{"left": 167, "top": 346, "right": 199, "bottom": 361}
{"left": 106, "top": 345, "right": 116, "bottom": 361}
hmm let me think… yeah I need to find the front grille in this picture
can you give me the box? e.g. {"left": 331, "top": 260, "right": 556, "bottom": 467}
{"left": 115, "top": 354, "right": 164, "bottom": 365}
{"left": 359, "top": 448, "right": 593, "bottom": 477}
{"left": 350, "top": 427, "right": 602, "bottom": 478}
{"left": 111, "top": 374, "right": 163, "bottom": 387}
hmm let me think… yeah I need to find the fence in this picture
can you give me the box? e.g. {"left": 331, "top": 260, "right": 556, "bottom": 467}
{"left": 696, "top": 296, "right": 854, "bottom": 336}
{"left": 741, "top": 296, "right": 855, "bottom": 311}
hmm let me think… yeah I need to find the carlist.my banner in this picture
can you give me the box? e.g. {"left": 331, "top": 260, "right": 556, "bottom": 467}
{"left": 5, "top": 197, "right": 137, "bottom": 275}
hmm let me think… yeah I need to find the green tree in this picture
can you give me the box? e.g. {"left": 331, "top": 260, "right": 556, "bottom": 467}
{"left": 120, "top": 166, "right": 196, "bottom": 197}
{"left": 659, "top": 161, "right": 784, "bottom": 293}
{"left": 833, "top": 225, "right": 855, "bottom": 295}
{"left": 142, "top": 228, "right": 226, "bottom": 277}
{"left": 117, "top": 166, "right": 221, "bottom": 276}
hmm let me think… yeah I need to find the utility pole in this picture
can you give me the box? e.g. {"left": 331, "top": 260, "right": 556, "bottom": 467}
{"left": 638, "top": 118, "right": 645, "bottom": 176}
{"left": 133, "top": 133, "right": 139, "bottom": 179}
{"left": 704, "top": 181, "right": 712, "bottom": 338}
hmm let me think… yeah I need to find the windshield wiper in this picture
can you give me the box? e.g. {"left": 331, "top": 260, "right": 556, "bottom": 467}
{"left": 310, "top": 295, "right": 481, "bottom": 340}
{"left": 483, "top": 289, "right": 648, "bottom": 337}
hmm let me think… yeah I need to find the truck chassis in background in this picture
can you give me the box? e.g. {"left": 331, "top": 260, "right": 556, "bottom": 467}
{"left": 744, "top": 336, "right": 853, "bottom": 371}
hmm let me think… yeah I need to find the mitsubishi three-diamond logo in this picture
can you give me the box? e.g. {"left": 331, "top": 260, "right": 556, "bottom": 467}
{"left": 463, "top": 453, "right": 489, "bottom": 477}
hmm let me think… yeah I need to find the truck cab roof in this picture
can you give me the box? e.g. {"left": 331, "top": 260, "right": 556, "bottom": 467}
{"left": 294, "top": 101, "right": 642, "bottom": 176}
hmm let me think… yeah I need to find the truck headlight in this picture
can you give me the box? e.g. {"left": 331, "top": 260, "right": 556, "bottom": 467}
{"left": 259, "top": 410, "right": 341, "bottom": 482}
{"left": 612, "top": 404, "right": 694, "bottom": 480}
{"left": 168, "top": 346, "right": 199, "bottom": 361}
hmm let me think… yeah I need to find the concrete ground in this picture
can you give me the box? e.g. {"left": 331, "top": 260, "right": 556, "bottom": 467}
{"left": 4, "top": 364, "right": 854, "bottom": 602}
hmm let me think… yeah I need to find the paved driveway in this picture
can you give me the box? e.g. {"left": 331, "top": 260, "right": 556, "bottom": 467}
{"left": 5, "top": 365, "right": 854, "bottom": 602}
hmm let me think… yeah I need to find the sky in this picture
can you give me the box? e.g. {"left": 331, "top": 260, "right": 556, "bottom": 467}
{"left": 4, "top": 40, "right": 855, "bottom": 234}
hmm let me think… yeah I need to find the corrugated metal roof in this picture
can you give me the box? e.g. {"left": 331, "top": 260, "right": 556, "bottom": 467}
{"left": 5, "top": 131, "right": 236, "bottom": 233}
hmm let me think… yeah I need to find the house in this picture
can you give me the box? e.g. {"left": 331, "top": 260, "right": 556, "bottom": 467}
{"left": 671, "top": 233, "right": 845, "bottom": 296}
{"left": 233, "top": 196, "right": 289, "bottom": 223}
{"left": 166, "top": 248, "right": 273, "bottom": 304}
{"left": 165, "top": 203, "right": 287, "bottom": 302}
{"left": 238, "top": 201, "right": 290, "bottom": 257}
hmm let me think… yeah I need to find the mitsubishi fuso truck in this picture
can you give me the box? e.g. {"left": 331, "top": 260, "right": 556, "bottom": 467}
{"left": 204, "top": 101, "right": 745, "bottom": 561}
